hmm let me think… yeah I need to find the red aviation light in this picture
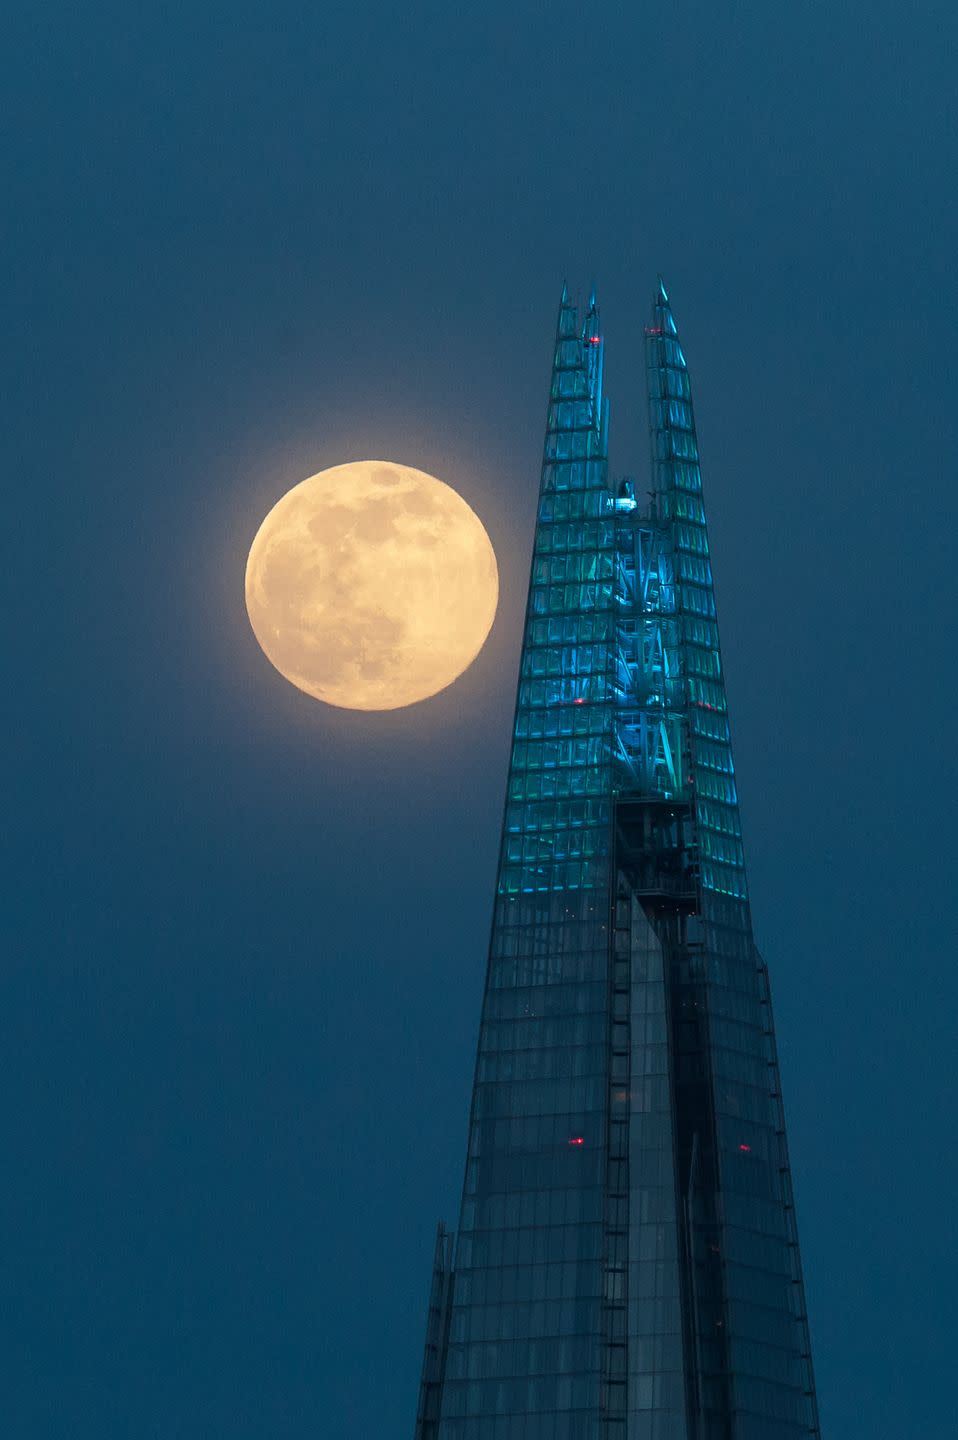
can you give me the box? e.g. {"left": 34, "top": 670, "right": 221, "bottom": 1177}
{"left": 587, "top": 335, "right": 601, "bottom": 345}
{"left": 568, "top": 1136, "right": 585, "bottom": 1146}
{"left": 573, "top": 697, "right": 585, "bottom": 705}
{"left": 738, "top": 1144, "right": 751, "bottom": 1153}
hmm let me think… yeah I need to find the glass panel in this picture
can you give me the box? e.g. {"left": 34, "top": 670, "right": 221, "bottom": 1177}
{"left": 416, "top": 285, "right": 819, "bottom": 1440}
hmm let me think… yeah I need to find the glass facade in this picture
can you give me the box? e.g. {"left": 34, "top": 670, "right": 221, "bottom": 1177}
{"left": 414, "top": 284, "right": 820, "bottom": 1440}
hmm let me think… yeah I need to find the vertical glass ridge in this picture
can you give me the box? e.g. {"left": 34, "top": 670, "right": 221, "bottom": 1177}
{"left": 413, "top": 283, "right": 821, "bottom": 1440}
{"left": 501, "top": 287, "right": 616, "bottom": 900}
{"left": 640, "top": 280, "right": 821, "bottom": 1440}
{"left": 431, "top": 290, "right": 620, "bottom": 1440}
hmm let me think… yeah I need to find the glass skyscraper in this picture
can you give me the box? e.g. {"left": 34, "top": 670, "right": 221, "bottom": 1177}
{"left": 414, "top": 283, "right": 820, "bottom": 1440}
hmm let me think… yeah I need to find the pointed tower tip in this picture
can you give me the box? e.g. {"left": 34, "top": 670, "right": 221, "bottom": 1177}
{"left": 656, "top": 275, "right": 669, "bottom": 304}
{"left": 588, "top": 285, "right": 597, "bottom": 311}
{"left": 560, "top": 281, "right": 570, "bottom": 305}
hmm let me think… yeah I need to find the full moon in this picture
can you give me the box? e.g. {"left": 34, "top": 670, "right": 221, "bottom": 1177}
{"left": 245, "top": 461, "right": 499, "bottom": 711}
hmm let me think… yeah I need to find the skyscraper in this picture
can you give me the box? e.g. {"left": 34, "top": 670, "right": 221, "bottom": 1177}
{"left": 414, "top": 283, "right": 820, "bottom": 1440}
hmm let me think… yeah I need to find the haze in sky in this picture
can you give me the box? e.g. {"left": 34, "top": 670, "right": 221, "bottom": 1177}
{"left": 3, "top": 3, "right": 957, "bottom": 1437}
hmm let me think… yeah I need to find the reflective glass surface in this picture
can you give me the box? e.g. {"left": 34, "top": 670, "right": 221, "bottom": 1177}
{"left": 415, "top": 286, "right": 819, "bottom": 1440}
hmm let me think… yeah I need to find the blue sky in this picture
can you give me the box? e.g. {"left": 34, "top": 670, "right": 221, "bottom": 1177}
{"left": 3, "top": 2, "right": 957, "bottom": 1435}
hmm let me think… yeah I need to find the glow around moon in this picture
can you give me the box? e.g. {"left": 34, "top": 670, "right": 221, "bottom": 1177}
{"left": 245, "top": 461, "right": 499, "bottom": 711}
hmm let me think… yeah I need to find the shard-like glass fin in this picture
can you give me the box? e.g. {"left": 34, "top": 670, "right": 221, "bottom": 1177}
{"left": 412, "top": 283, "right": 821, "bottom": 1440}
{"left": 414, "top": 1224, "right": 454, "bottom": 1440}
{"left": 429, "top": 287, "right": 619, "bottom": 1438}
{"left": 641, "top": 283, "right": 820, "bottom": 1439}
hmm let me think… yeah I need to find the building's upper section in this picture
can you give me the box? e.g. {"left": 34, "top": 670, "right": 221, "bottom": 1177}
{"left": 504, "top": 281, "right": 746, "bottom": 905}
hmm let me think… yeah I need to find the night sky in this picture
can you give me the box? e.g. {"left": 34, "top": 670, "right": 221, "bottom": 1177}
{"left": 4, "top": 3, "right": 957, "bottom": 1436}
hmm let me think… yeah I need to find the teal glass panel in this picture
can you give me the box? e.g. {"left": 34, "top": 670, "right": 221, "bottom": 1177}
{"left": 417, "top": 283, "right": 819, "bottom": 1440}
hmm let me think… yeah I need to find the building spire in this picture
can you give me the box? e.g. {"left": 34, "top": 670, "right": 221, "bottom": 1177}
{"left": 645, "top": 281, "right": 693, "bottom": 506}
{"left": 413, "top": 282, "right": 822, "bottom": 1440}
{"left": 542, "top": 279, "right": 607, "bottom": 496}
{"left": 581, "top": 288, "right": 605, "bottom": 438}
{"left": 555, "top": 281, "right": 578, "bottom": 342}
{"left": 583, "top": 286, "right": 599, "bottom": 332}
{"left": 649, "top": 276, "right": 678, "bottom": 337}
